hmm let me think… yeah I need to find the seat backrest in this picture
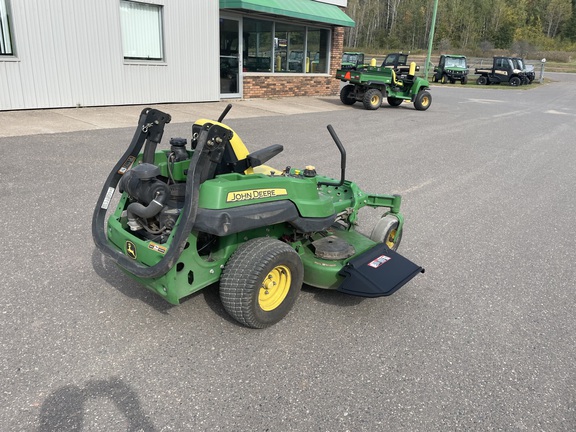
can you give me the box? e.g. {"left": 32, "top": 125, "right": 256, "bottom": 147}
{"left": 192, "top": 119, "right": 282, "bottom": 176}
{"left": 390, "top": 69, "right": 403, "bottom": 87}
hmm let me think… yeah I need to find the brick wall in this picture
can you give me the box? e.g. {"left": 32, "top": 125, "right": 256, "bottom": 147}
{"left": 243, "top": 27, "right": 344, "bottom": 99}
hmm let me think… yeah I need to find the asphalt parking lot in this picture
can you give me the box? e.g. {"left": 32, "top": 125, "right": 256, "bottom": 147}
{"left": 2, "top": 74, "right": 576, "bottom": 431}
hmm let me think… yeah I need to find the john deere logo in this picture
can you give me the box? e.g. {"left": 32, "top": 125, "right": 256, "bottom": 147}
{"left": 125, "top": 241, "right": 137, "bottom": 259}
{"left": 226, "top": 188, "right": 287, "bottom": 203}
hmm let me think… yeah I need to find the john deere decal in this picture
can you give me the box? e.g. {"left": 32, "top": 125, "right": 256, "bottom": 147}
{"left": 125, "top": 241, "right": 137, "bottom": 259}
{"left": 226, "top": 188, "right": 287, "bottom": 203}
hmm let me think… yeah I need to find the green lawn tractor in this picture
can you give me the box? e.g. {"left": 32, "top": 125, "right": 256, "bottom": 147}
{"left": 336, "top": 62, "right": 431, "bottom": 111}
{"left": 92, "top": 106, "right": 424, "bottom": 328}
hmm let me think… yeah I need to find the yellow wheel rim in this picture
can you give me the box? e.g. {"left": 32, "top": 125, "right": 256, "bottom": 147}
{"left": 371, "top": 95, "right": 379, "bottom": 105}
{"left": 421, "top": 96, "right": 430, "bottom": 107}
{"left": 386, "top": 229, "right": 397, "bottom": 249}
{"left": 259, "top": 265, "right": 291, "bottom": 311}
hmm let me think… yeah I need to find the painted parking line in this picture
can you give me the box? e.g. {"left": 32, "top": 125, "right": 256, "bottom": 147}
{"left": 460, "top": 98, "right": 505, "bottom": 104}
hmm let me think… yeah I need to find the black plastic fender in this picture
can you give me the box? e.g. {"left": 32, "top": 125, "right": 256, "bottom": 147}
{"left": 338, "top": 243, "right": 424, "bottom": 297}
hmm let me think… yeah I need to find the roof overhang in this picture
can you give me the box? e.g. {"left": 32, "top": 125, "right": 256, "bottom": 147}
{"left": 220, "top": 0, "right": 355, "bottom": 27}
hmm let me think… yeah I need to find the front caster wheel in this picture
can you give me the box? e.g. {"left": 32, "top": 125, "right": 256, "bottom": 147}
{"left": 370, "top": 215, "right": 402, "bottom": 251}
{"left": 220, "top": 238, "right": 303, "bottom": 328}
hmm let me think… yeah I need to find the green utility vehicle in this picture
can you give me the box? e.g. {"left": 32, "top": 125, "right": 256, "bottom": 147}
{"left": 93, "top": 106, "right": 424, "bottom": 328}
{"left": 381, "top": 53, "right": 420, "bottom": 77}
{"left": 288, "top": 50, "right": 305, "bottom": 72}
{"left": 433, "top": 54, "right": 468, "bottom": 84}
{"left": 341, "top": 52, "right": 366, "bottom": 70}
{"left": 336, "top": 63, "right": 432, "bottom": 111}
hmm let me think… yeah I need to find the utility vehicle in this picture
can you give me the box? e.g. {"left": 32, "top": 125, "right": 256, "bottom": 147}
{"left": 93, "top": 106, "right": 424, "bottom": 328}
{"left": 381, "top": 53, "right": 420, "bottom": 77}
{"left": 341, "top": 52, "right": 366, "bottom": 70}
{"left": 433, "top": 54, "right": 468, "bottom": 84}
{"left": 512, "top": 58, "right": 535, "bottom": 84}
{"left": 288, "top": 50, "right": 305, "bottom": 72}
{"left": 336, "top": 62, "right": 431, "bottom": 111}
{"left": 475, "top": 57, "right": 527, "bottom": 86}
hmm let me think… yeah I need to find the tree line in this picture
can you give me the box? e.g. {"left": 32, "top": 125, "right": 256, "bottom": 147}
{"left": 344, "top": 0, "right": 576, "bottom": 54}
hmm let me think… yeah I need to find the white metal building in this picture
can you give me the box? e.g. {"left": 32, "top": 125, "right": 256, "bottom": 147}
{"left": 0, "top": 0, "right": 352, "bottom": 111}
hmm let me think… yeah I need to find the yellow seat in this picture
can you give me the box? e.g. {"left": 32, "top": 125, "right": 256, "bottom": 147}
{"left": 390, "top": 70, "right": 403, "bottom": 87}
{"left": 194, "top": 119, "right": 280, "bottom": 175}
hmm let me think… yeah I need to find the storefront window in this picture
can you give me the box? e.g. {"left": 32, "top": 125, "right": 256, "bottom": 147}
{"left": 274, "top": 23, "right": 305, "bottom": 73}
{"left": 220, "top": 18, "right": 240, "bottom": 94}
{"left": 244, "top": 19, "right": 273, "bottom": 72}
{"left": 243, "top": 18, "right": 329, "bottom": 74}
{"left": 307, "top": 28, "right": 329, "bottom": 74}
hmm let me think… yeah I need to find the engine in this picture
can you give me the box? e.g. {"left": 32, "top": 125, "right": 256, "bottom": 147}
{"left": 118, "top": 138, "right": 189, "bottom": 244}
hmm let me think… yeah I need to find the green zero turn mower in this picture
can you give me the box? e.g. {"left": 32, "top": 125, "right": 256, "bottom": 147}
{"left": 92, "top": 106, "right": 424, "bottom": 328}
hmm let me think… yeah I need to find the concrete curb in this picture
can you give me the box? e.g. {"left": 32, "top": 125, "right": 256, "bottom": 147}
{"left": 1, "top": 96, "right": 346, "bottom": 138}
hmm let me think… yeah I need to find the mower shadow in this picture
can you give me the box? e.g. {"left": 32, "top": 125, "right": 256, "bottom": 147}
{"left": 187, "top": 283, "right": 366, "bottom": 327}
{"left": 91, "top": 248, "right": 365, "bottom": 323}
{"left": 91, "top": 247, "right": 243, "bottom": 325}
{"left": 302, "top": 284, "right": 365, "bottom": 307}
{"left": 187, "top": 282, "right": 243, "bottom": 326}
{"left": 91, "top": 248, "right": 176, "bottom": 314}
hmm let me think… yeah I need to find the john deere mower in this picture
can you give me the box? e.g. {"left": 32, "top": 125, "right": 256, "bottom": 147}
{"left": 92, "top": 106, "right": 423, "bottom": 328}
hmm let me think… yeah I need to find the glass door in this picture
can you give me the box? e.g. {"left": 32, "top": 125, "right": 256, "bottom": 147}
{"left": 220, "top": 17, "right": 242, "bottom": 98}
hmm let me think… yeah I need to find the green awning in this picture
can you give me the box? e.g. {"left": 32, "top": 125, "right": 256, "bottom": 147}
{"left": 220, "top": 0, "right": 355, "bottom": 27}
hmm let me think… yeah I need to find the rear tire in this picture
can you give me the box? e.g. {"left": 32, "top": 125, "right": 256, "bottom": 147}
{"left": 339, "top": 84, "right": 356, "bottom": 105}
{"left": 363, "top": 89, "right": 382, "bottom": 110}
{"left": 414, "top": 90, "right": 431, "bottom": 111}
{"left": 476, "top": 76, "right": 487, "bottom": 85}
{"left": 387, "top": 97, "right": 403, "bottom": 107}
{"left": 220, "top": 238, "right": 303, "bottom": 329}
